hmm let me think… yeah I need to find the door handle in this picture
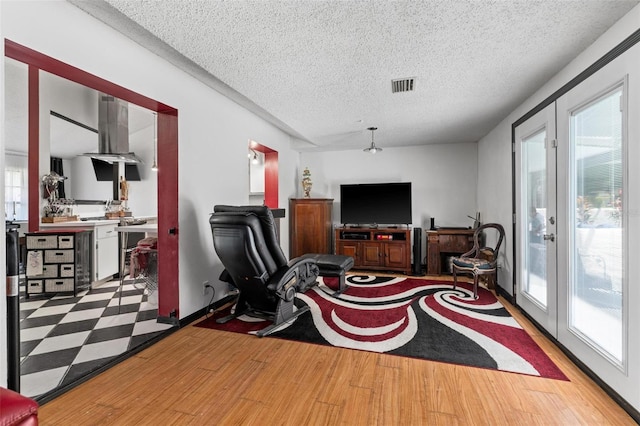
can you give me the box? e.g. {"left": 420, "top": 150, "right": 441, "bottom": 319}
{"left": 543, "top": 233, "right": 555, "bottom": 242}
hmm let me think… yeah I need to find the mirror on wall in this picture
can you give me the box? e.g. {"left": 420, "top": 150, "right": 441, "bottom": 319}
{"left": 4, "top": 57, "right": 159, "bottom": 219}
{"left": 44, "top": 73, "right": 156, "bottom": 205}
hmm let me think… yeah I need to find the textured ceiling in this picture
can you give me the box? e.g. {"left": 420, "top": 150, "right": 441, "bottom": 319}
{"left": 71, "top": 0, "right": 639, "bottom": 151}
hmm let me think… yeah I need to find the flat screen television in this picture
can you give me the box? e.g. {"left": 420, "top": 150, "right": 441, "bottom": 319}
{"left": 340, "top": 182, "right": 412, "bottom": 226}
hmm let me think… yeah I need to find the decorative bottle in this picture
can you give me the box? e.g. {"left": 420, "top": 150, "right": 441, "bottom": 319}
{"left": 302, "top": 167, "right": 312, "bottom": 198}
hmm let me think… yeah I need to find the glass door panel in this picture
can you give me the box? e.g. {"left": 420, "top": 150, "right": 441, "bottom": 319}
{"left": 523, "top": 129, "right": 547, "bottom": 307}
{"left": 515, "top": 103, "right": 557, "bottom": 335}
{"left": 569, "top": 87, "right": 623, "bottom": 363}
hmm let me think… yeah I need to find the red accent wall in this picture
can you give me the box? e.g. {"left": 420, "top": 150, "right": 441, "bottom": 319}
{"left": 6, "top": 39, "right": 180, "bottom": 320}
{"left": 264, "top": 152, "right": 279, "bottom": 208}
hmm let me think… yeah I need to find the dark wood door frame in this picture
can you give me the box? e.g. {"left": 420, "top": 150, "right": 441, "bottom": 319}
{"left": 5, "top": 39, "right": 180, "bottom": 321}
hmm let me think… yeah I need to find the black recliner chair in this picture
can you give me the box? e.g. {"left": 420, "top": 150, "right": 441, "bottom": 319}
{"left": 209, "top": 205, "right": 320, "bottom": 337}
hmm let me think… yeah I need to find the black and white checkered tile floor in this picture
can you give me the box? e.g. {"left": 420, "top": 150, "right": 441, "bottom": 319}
{"left": 19, "top": 279, "right": 175, "bottom": 399}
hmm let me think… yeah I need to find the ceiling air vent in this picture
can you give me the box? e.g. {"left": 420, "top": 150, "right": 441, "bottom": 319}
{"left": 391, "top": 77, "right": 415, "bottom": 93}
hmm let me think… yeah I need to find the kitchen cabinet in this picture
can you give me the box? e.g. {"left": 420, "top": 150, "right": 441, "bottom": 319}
{"left": 95, "top": 223, "right": 119, "bottom": 281}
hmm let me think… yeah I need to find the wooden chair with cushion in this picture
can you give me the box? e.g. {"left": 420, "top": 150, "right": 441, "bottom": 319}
{"left": 451, "top": 223, "right": 505, "bottom": 299}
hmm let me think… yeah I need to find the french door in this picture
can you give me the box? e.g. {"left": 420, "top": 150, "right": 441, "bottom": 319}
{"left": 515, "top": 43, "right": 640, "bottom": 409}
{"left": 514, "top": 104, "right": 557, "bottom": 334}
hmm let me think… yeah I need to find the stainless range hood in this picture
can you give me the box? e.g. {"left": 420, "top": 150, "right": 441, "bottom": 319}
{"left": 82, "top": 94, "right": 143, "bottom": 164}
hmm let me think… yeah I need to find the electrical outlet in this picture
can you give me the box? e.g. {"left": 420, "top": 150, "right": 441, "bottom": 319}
{"left": 203, "top": 280, "right": 211, "bottom": 295}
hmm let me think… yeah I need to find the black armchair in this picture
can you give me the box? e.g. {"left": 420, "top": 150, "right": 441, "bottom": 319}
{"left": 209, "top": 205, "right": 319, "bottom": 337}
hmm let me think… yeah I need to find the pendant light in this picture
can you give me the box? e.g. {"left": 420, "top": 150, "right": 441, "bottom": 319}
{"left": 151, "top": 112, "right": 158, "bottom": 171}
{"left": 363, "top": 127, "right": 382, "bottom": 154}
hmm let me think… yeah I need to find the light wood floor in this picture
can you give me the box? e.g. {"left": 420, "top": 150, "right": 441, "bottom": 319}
{"left": 38, "top": 277, "right": 635, "bottom": 425}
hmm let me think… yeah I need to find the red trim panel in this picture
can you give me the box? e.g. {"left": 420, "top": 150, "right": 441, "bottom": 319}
{"left": 28, "top": 65, "right": 39, "bottom": 232}
{"left": 264, "top": 152, "right": 279, "bottom": 208}
{"left": 5, "top": 40, "right": 175, "bottom": 115}
{"left": 157, "top": 112, "right": 179, "bottom": 318}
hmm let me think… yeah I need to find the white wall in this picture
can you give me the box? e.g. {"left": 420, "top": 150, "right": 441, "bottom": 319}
{"left": 477, "top": 5, "right": 640, "bottom": 295}
{"left": 0, "top": 0, "right": 301, "bottom": 383}
{"left": 300, "top": 143, "right": 478, "bottom": 262}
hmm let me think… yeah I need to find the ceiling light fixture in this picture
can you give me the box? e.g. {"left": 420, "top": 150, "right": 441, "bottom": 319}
{"left": 151, "top": 112, "right": 158, "bottom": 171}
{"left": 363, "top": 127, "right": 382, "bottom": 154}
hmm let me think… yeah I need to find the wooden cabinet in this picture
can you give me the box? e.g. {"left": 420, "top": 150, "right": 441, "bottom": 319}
{"left": 289, "top": 198, "right": 333, "bottom": 258}
{"left": 335, "top": 228, "right": 411, "bottom": 274}
{"left": 426, "top": 228, "right": 475, "bottom": 275}
{"left": 25, "top": 230, "right": 92, "bottom": 298}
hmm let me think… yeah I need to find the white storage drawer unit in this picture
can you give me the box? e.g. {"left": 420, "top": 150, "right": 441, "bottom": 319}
{"left": 25, "top": 230, "right": 93, "bottom": 298}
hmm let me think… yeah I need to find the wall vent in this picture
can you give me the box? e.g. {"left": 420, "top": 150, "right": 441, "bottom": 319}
{"left": 391, "top": 77, "right": 415, "bottom": 93}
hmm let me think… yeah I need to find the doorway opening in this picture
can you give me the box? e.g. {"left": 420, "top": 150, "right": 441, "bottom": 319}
{"left": 248, "top": 140, "right": 278, "bottom": 208}
{"left": 4, "top": 39, "right": 179, "bottom": 321}
{"left": 4, "top": 39, "right": 179, "bottom": 402}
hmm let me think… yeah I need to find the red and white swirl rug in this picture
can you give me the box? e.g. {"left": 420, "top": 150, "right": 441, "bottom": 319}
{"left": 196, "top": 275, "right": 568, "bottom": 380}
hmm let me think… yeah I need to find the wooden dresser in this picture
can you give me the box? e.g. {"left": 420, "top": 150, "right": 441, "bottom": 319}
{"left": 289, "top": 198, "right": 333, "bottom": 258}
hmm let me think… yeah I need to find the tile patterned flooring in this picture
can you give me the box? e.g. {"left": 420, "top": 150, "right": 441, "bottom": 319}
{"left": 19, "top": 279, "right": 175, "bottom": 399}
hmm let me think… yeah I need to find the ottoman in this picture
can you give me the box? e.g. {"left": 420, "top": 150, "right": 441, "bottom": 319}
{"left": 301, "top": 254, "right": 354, "bottom": 293}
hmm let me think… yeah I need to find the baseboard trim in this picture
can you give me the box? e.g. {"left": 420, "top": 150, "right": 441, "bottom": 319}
{"left": 179, "top": 293, "right": 239, "bottom": 328}
{"left": 157, "top": 315, "right": 179, "bottom": 326}
{"left": 495, "top": 285, "right": 514, "bottom": 304}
